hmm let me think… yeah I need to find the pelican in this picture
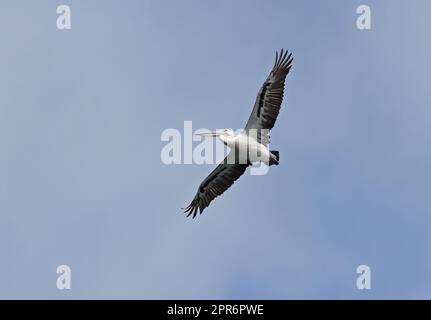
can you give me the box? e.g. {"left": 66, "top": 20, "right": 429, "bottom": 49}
{"left": 184, "top": 49, "right": 293, "bottom": 218}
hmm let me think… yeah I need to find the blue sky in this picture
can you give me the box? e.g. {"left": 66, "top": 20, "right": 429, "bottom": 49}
{"left": 1, "top": 0, "right": 431, "bottom": 299}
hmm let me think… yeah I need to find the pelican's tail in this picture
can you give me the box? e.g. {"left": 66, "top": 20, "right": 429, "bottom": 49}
{"left": 269, "top": 150, "right": 279, "bottom": 166}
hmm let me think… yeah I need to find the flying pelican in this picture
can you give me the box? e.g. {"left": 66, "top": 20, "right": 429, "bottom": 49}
{"left": 184, "top": 49, "right": 293, "bottom": 218}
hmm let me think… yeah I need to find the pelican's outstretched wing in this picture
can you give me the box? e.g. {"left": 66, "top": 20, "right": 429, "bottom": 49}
{"left": 183, "top": 153, "right": 249, "bottom": 218}
{"left": 245, "top": 49, "right": 293, "bottom": 144}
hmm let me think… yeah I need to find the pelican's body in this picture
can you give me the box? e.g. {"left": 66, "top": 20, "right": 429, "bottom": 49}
{"left": 234, "top": 133, "right": 273, "bottom": 164}
{"left": 184, "top": 49, "right": 293, "bottom": 218}
{"left": 206, "top": 130, "right": 278, "bottom": 165}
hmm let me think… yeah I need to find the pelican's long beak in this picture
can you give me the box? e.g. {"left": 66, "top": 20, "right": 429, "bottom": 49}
{"left": 195, "top": 130, "right": 222, "bottom": 137}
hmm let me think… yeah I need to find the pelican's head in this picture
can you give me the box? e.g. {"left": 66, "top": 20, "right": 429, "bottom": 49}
{"left": 196, "top": 128, "right": 236, "bottom": 144}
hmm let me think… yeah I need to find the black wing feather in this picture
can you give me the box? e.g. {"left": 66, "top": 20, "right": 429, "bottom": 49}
{"left": 183, "top": 155, "right": 249, "bottom": 218}
{"left": 245, "top": 49, "right": 293, "bottom": 143}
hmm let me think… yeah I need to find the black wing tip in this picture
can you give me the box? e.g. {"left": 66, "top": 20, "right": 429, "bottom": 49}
{"left": 182, "top": 198, "right": 204, "bottom": 219}
{"left": 274, "top": 48, "right": 293, "bottom": 70}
